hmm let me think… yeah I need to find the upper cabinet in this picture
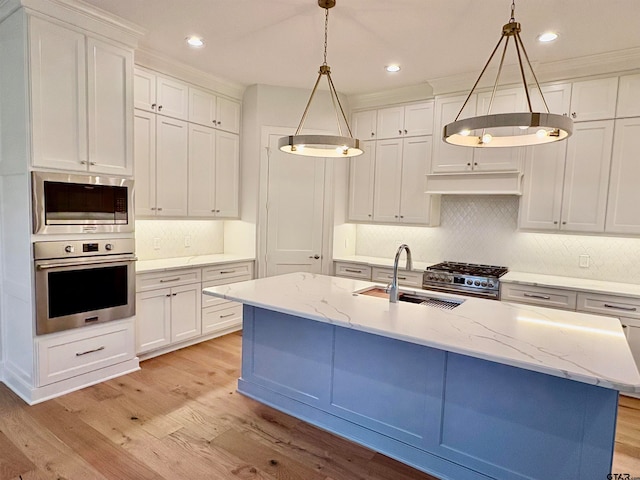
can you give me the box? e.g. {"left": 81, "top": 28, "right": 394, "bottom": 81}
{"left": 29, "top": 16, "right": 134, "bottom": 175}
{"left": 134, "top": 67, "right": 188, "bottom": 120}
{"left": 351, "top": 101, "right": 433, "bottom": 141}
{"left": 569, "top": 77, "right": 618, "bottom": 121}
{"left": 616, "top": 73, "right": 640, "bottom": 118}
{"left": 189, "top": 87, "right": 240, "bottom": 134}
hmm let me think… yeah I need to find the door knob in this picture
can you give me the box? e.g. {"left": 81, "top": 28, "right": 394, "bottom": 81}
{"left": 309, "top": 255, "right": 320, "bottom": 259}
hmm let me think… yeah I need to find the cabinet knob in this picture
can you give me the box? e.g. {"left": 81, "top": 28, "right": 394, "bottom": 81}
{"left": 371, "top": 132, "right": 375, "bottom": 137}
{"left": 394, "top": 215, "right": 399, "bottom": 218}
{"left": 553, "top": 221, "right": 558, "bottom": 225}
{"left": 309, "top": 254, "right": 320, "bottom": 259}
{"left": 404, "top": 129, "right": 407, "bottom": 134}
{"left": 400, "top": 215, "right": 404, "bottom": 219}
{"left": 89, "top": 161, "right": 96, "bottom": 165}
{"left": 571, "top": 112, "right": 576, "bottom": 118}
{"left": 80, "top": 160, "right": 87, "bottom": 165}
{"left": 217, "top": 121, "right": 222, "bottom": 125}
{"left": 368, "top": 214, "right": 372, "bottom": 217}
{"left": 467, "top": 163, "right": 471, "bottom": 166}
{"left": 398, "top": 130, "right": 402, "bottom": 135}
{"left": 562, "top": 221, "right": 567, "bottom": 225}
{"left": 150, "top": 207, "right": 157, "bottom": 211}
{"left": 157, "top": 207, "right": 163, "bottom": 211}
{"left": 158, "top": 105, "right": 163, "bottom": 111}
{"left": 474, "top": 162, "right": 478, "bottom": 166}
{"left": 151, "top": 103, "right": 157, "bottom": 110}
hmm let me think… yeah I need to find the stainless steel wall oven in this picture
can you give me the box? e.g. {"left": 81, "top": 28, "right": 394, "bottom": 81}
{"left": 32, "top": 171, "right": 134, "bottom": 234}
{"left": 34, "top": 239, "right": 136, "bottom": 335}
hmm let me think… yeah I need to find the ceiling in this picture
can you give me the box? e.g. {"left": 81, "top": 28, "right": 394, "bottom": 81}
{"left": 82, "top": 0, "right": 640, "bottom": 96}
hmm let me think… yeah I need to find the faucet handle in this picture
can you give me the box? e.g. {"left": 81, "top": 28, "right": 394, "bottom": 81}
{"left": 384, "top": 283, "right": 392, "bottom": 294}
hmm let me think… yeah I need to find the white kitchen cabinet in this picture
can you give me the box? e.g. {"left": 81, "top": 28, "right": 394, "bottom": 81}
{"left": 352, "top": 110, "right": 378, "bottom": 140}
{"left": 29, "top": 16, "right": 133, "bottom": 175}
{"left": 334, "top": 262, "right": 372, "bottom": 280}
{"left": 616, "top": 73, "right": 640, "bottom": 118}
{"left": 134, "top": 109, "right": 157, "bottom": 216}
{"left": 501, "top": 283, "right": 577, "bottom": 310}
{"left": 188, "top": 124, "right": 239, "bottom": 218}
{"left": 135, "top": 288, "right": 172, "bottom": 353}
{"left": 432, "top": 93, "right": 476, "bottom": 173}
{"left": 605, "top": 118, "right": 640, "bottom": 234}
{"left": 188, "top": 87, "right": 240, "bottom": 134}
{"left": 529, "top": 82, "right": 572, "bottom": 117}
{"left": 371, "top": 267, "right": 423, "bottom": 288}
{"left": 623, "top": 323, "right": 640, "bottom": 371}
{"left": 372, "top": 136, "right": 439, "bottom": 225}
{"left": 561, "top": 120, "right": 614, "bottom": 232}
{"left": 170, "top": 283, "right": 202, "bottom": 343}
{"left": 202, "top": 303, "right": 243, "bottom": 336}
{"left": 154, "top": 116, "right": 189, "bottom": 216}
{"left": 134, "top": 66, "right": 189, "bottom": 120}
{"left": 569, "top": 77, "right": 618, "bottom": 122}
{"left": 347, "top": 140, "right": 375, "bottom": 221}
{"left": 376, "top": 102, "right": 434, "bottom": 139}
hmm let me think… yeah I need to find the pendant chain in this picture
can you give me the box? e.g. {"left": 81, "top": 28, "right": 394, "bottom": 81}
{"left": 510, "top": 0, "right": 516, "bottom": 22}
{"left": 323, "top": 7, "right": 329, "bottom": 65}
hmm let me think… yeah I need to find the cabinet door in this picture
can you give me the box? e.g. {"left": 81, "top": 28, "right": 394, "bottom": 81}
{"left": 156, "top": 116, "right": 188, "bottom": 216}
{"left": 133, "top": 67, "right": 157, "bottom": 112}
{"left": 156, "top": 75, "right": 189, "bottom": 120}
{"left": 133, "top": 110, "right": 157, "bottom": 216}
{"left": 529, "top": 83, "right": 572, "bottom": 117}
{"left": 561, "top": 120, "right": 614, "bottom": 232}
{"left": 432, "top": 94, "right": 475, "bottom": 173}
{"left": 187, "top": 123, "right": 216, "bottom": 217}
{"left": 87, "top": 38, "right": 133, "bottom": 176}
{"left": 217, "top": 97, "right": 241, "bottom": 134}
{"left": 136, "top": 289, "right": 171, "bottom": 354}
{"left": 347, "top": 140, "right": 375, "bottom": 221}
{"left": 188, "top": 87, "right": 217, "bottom": 127}
{"left": 170, "top": 283, "right": 202, "bottom": 343}
{"left": 202, "top": 303, "right": 242, "bottom": 335}
{"left": 605, "top": 118, "right": 640, "bottom": 234}
{"left": 29, "top": 16, "right": 87, "bottom": 171}
{"left": 352, "top": 110, "right": 377, "bottom": 140}
{"left": 372, "top": 139, "right": 402, "bottom": 222}
{"left": 474, "top": 87, "right": 524, "bottom": 172}
{"left": 623, "top": 324, "right": 640, "bottom": 372}
{"left": 518, "top": 141, "right": 567, "bottom": 230}
{"left": 404, "top": 102, "right": 434, "bottom": 137}
{"left": 214, "top": 131, "right": 240, "bottom": 217}
{"left": 570, "top": 77, "right": 618, "bottom": 121}
{"left": 616, "top": 73, "right": 640, "bottom": 118}
{"left": 376, "top": 106, "right": 404, "bottom": 139}
{"left": 399, "top": 136, "right": 433, "bottom": 224}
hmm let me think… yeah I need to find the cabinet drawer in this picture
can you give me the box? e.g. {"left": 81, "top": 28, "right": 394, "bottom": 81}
{"left": 37, "top": 320, "right": 135, "bottom": 387}
{"left": 577, "top": 292, "right": 640, "bottom": 320}
{"left": 334, "top": 262, "right": 371, "bottom": 280}
{"left": 202, "top": 303, "right": 242, "bottom": 335}
{"left": 371, "top": 267, "right": 423, "bottom": 287}
{"left": 137, "top": 268, "right": 201, "bottom": 292}
{"left": 202, "top": 262, "right": 253, "bottom": 282}
{"left": 202, "top": 275, "right": 251, "bottom": 307}
{"left": 501, "top": 283, "right": 577, "bottom": 310}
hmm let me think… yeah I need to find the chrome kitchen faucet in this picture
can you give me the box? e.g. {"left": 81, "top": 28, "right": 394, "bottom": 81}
{"left": 388, "top": 244, "right": 413, "bottom": 303}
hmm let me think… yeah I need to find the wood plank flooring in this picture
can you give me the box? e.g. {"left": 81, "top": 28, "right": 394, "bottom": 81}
{"left": 0, "top": 331, "right": 639, "bottom": 479}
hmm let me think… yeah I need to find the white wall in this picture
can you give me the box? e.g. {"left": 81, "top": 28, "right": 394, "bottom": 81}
{"left": 352, "top": 195, "right": 640, "bottom": 284}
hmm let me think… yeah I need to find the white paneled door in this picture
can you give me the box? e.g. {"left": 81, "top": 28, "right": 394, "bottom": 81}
{"left": 265, "top": 133, "right": 325, "bottom": 277}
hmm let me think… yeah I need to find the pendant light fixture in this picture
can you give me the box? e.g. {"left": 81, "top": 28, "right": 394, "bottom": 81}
{"left": 443, "top": 0, "right": 573, "bottom": 148}
{"left": 278, "top": 0, "right": 363, "bottom": 158}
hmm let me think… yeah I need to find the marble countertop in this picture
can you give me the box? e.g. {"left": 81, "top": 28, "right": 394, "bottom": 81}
{"left": 501, "top": 271, "right": 640, "bottom": 298}
{"left": 203, "top": 272, "right": 640, "bottom": 392}
{"left": 137, "top": 254, "right": 255, "bottom": 274}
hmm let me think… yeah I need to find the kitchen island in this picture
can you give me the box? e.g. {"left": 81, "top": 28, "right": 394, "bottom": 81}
{"left": 203, "top": 273, "right": 640, "bottom": 480}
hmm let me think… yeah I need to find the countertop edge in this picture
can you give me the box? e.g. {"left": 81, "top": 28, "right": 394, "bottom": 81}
{"left": 137, "top": 255, "right": 256, "bottom": 274}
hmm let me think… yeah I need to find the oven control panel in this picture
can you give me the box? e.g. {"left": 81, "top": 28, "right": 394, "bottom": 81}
{"left": 34, "top": 238, "right": 135, "bottom": 260}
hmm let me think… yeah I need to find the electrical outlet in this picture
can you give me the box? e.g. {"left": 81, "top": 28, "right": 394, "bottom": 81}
{"left": 153, "top": 237, "right": 160, "bottom": 250}
{"left": 184, "top": 235, "right": 191, "bottom": 248}
{"left": 579, "top": 254, "right": 590, "bottom": 268}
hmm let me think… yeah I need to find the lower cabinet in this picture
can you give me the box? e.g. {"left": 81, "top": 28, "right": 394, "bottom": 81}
{"left": 136, "top": 261, "right": 253, "bottom": 357}
{"left": 334, "top": 261, "right": 422, "bottom": 288}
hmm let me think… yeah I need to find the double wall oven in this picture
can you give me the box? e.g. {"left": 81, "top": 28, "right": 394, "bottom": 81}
{"left": 32, "top": 172, "right": 136, "bottom": 335}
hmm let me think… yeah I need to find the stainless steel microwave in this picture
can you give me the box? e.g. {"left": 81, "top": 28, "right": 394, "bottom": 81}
{"left": 32, "top": 171, "right": 134, "bottom": 234}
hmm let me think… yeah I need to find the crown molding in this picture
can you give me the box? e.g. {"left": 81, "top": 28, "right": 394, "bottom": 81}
{"left": 348, "top": 83, "right": 433, "bottom": 111}
{"left": 135, "top": 47, "right": 246, "bottom": 101}
{"left": 428, "top": 47, "right": 640, "bottom": 96}
{"left": 0, "top": 0, "right": 144, "bottom": 47}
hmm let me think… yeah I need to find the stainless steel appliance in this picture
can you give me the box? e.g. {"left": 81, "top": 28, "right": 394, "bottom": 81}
{"left": 32, "top": 171, "right": 134, "bottom": 234}
{"left": 34, "top": 239, "right": 136, "bottom": 334}
{"left": 423, "top": 261, "right": 508, "bottom": 300}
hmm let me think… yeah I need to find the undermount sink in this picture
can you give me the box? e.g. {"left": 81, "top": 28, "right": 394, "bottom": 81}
{"left": 356, "top": 286, "right": 464, "bottom": 310}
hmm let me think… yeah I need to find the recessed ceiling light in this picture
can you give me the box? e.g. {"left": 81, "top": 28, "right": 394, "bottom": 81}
{"left": 385, "top": 65, "right": 401, "bottom": 73}
{"left": 538, "top": 32, "right": 558, "bottom": 43}
{"left": 186, "top": 36, "right": 204, "bottom": 48}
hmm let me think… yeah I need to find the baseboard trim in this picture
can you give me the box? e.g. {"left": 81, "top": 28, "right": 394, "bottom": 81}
{"left": 137, "top": 326, "right": 242, "bottom": 361}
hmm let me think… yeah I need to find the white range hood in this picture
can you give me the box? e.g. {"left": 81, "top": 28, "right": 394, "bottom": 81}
{"left": 425, "top": 171, "right": 523, "bottom": 195}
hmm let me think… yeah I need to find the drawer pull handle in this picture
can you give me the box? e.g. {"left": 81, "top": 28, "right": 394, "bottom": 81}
{"left": 160, "top": 277, "right": 181, "bottom": 283}
{"left": 604, "top": 303, "right": 637, "bottom": 312}
{"left": 523, "top": 293, "right": 551, "bottom": 300}
{"left": 219, "top": 270, "right": 236, "bottom": 274}
{"left": 387, "top": 275, "right": 407, "bottom": 280}
{"left": 76, "top": 346, "right": 105, "bottom": 357}
{"left": 344, "top": 268, "right": 363, "bottom": 273}
{"left": 84, "top": 316, "right": 99, "bottom": 323}
{"left": 220, "top": 312, "right": 235, "bottom": 318}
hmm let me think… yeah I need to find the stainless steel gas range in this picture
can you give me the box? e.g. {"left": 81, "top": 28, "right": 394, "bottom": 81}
{"left": 423, "top": 261, "right": 508, "bottom": 300}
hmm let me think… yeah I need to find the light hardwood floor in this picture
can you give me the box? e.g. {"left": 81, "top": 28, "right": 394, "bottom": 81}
{"left": 0, "top": 331, "right": 638, "bottom": 479}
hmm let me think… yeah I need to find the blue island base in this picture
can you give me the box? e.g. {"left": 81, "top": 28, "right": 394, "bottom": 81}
{"left": 239, "top": 305, "right": 618, "bottom": 480}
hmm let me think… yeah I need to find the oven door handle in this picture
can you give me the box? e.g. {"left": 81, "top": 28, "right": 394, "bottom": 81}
{"left": 36, "top": 255, "right": 138, "bottom": 270}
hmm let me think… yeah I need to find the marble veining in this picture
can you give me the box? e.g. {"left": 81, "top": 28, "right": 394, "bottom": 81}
{"left": 203, "top": 272, "right": 640, "bottom": 392}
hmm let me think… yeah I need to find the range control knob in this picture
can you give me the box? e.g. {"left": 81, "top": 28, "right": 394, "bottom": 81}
{"left": 64, "top": 245, "right": 74, "bottom": 253}
{"left": 105, "top": 243, "right": 114, "bottom": 251}
{"left": 474, "top": 280, "right": 481, "bottom": 286}
{"left": 488, "top": 282, "right": 494, "bottom": 288}
{"left": 481, "top": 281, "right": 488, "bottom": 287}
{"left": 466, "top": 280, "right": 472, "bottom": 285}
